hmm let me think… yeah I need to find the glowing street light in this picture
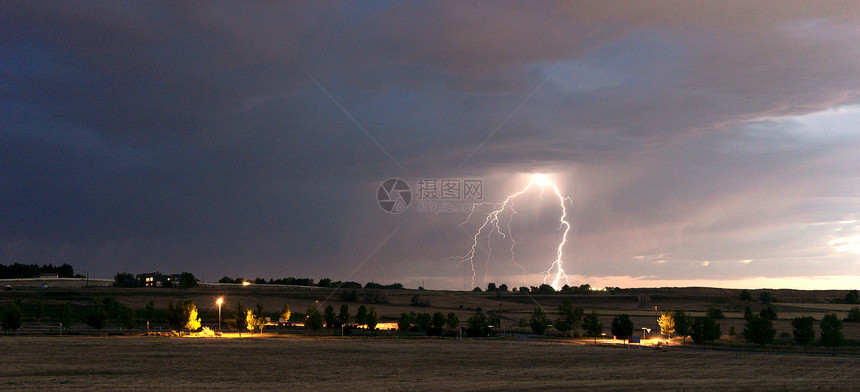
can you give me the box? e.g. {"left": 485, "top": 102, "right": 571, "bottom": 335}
{"left": 216, "top": 297, "right": 224, "bottom": 332}
{"left": 641, "top": 327, "right": 651, "bottom": 347}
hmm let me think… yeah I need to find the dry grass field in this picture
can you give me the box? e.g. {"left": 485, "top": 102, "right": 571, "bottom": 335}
{"left": 4, "top": 280, "right": 860, "bottom": 344}
{"left": 2, "top": 279, "right": 858, "bottom": 391}
{"left": 2, "top": 335, "right": 858, "bottom": 391}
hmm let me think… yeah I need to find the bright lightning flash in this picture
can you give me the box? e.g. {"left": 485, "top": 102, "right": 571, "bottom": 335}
{"left": 455, "top": 173, "right": 573, "bottom": 290}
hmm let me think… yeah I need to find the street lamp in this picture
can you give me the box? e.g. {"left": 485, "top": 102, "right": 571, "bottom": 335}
{"left": 216, "top": 297, "right": 224, "bottom": 332}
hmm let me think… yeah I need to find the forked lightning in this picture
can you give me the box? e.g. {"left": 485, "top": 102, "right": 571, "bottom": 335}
{"left": 455, "top": 174, "right": 573, "bottom": 290}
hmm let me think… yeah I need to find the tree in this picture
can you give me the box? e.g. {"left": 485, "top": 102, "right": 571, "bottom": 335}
{"left": 611, "top": 314, "right": 634, "bottom": 344}
{"left": 820, "top": 313, "right": 844, "bottom": 352}
{"left": 658, "top": 312, "right": 675, "bottom": 338}
{"left": 672, "top": 310, "right": 691, "bottom": 345}
{"left": 2, "top": 303, "right": 24, "bottom": 333}
{"left": 432, "top": 312, "right": 447, "bottom": 329}
{"left": 226, "top": 301, "right": 248, "bottom": 337}
{"left": 120, "top": 309, "right": 136, "bottom": 332}
{"left": 845, "top": 289, "right": 859, "bottom": 304}
{"left": 446, "top": 312, "right": 459, "bottom": 330}
{"left": 305, "top": 303, "right": 323, "bottom": 331}
{"left": 178, "top": 272, "right": 198, "bottom": 289}
{"left": 555, "top": 300, "right": 584, "bottom": 336}
{"left": 113, "top": 272, "right": 138, "bottom": 287}
{"left": 582, "top": 311, "right": 603, "bottom": 343}
{"left": 340, "top": 285, "right": 361, "bottom": 302}
{"left": 280, "top": 304, "right": 291, "bottom": 324}
{"left": 218, "top": 276, "right": 234, "bottom": 284}
{"left": 355, "top": 305, "right": 368, "bottom": 326}
{"left": 363, "top": 290, "right": 389, "bottom": 304}
{"left": 467, "top": 308, "right": 489, "bottom": 337}
{"left": 324, "top": 305, "right": 337, "bottom": 329}
{"left": 706, "top": 307, "right": 725, "bottom": 319}
{"left": 690, "top": 317, "right": 721, "bottom": 347}
{"left": 58, "top": 263, "right": 75, "bottom": 278}
{"left": 472, "top": 287, "right": 482, "bottom": 292}
{"left": 759, "top": 291, "right": 774, "bottom": 303}
{"left": 185, "top": 301, "right": 201, "bottom": 331}
{"left": 59, "top": 302, "right": 74, "bottom": 331}
{"left": 86, "top": 300, "right": 108, "bottom": 332}
{"left": 759, "top": 306, "right": 777, "bottom": 321}
{"left": 410, "top": 295, "right": 430, "bottom": 307}
{"left": 529, "top": 306, "right": 550, "bottom": 335}
{"left": 537, "top": 284, "right": 555, "bottom": 293}
{"left": 743, "top": 315, "right": 776, "bottom": 347}
{"left": 245, "top": 303, "right": 265, "bottom": 333}
{"left": 145, "top": 300, "right": 156, "bottom": 322}
{"left": 338, "top": 304, "right": 350, "bottom": 326}
{"left": 844, "top": 307, "right": 860, "bottom": 322}
{"left": 246, "top": 309, "right": 263, "bottom": 334}
{"left": 414, "top": 312, "right": 431, "bottom": 332}
{"left": 397, "top": 312, "right": 413, "bottom": 332}
{"left": 791, "top": 316, "right": 815, "bottom": 346}
{"left": 366, "top": 308, "right": 379, "bottom": 330}
{"left": 102, "top": 297, "right": 121, "bottom": 320}
{"left": 739, "top": 289, "right": 753, "bottom": 301}
{"left": 486, "top": 282, "right": 497, "bottom": 292}
{"left": 166, "top": 300, "right": 188, "bottom": 332}
{"left": 498, "top": 284, "right": 508, "bottom": 292}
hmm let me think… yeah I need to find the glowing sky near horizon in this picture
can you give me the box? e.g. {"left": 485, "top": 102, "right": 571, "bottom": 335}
{"left": 1, "top": 2, "right": 860, "bottom": 290}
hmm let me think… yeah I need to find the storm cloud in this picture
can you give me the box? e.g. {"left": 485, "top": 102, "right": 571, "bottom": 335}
{"left": 2, "top": 1, "right": 859, "bottom": 288}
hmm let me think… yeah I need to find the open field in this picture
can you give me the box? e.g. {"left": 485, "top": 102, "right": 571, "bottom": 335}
{"left": 2, "top": 281, "right": 859, "bottom": 390}
{"left": 2, "top": 335, "right": 859, "bottom": 391}
{"left": 3, "top": 279, "right": 859, "bottom": 343}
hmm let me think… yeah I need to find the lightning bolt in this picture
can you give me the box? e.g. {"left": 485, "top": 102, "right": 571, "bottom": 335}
{"left": 455, "top": 174, "right": 573, "bottom": 290}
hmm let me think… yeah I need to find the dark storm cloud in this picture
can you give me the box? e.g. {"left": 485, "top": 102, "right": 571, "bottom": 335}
{"left": 1, "top": 1, "right": 859, "bottom": 286}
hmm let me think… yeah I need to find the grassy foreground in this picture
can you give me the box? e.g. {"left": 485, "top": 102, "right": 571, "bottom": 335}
{"left": 2, "top": 335, "right": 859, "bottom": 391}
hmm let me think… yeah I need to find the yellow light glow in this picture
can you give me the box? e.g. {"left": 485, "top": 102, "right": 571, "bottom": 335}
{"left": 216, "top": 297, "right": 223, "bottom": 306}
{"left": 531, "top": 173, "right": 552, "bottom": 187}
{"left": 242, "top": 281, "right": 251, "bottom": 286}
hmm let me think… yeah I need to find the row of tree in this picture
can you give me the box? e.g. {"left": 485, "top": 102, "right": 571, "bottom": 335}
{"left": 475, "top": 283, "right": 607, "bottom": 294}
{"left": 656, "top": 307, "right": 848, "bottom": 351}
{"left": 526, "top": 303, "right": 607, "bottom": 343}
{"left": 657, "top": 311, "right": 721, "bottom": 347}
{"left": 0, "top": 263, "right": 77, "bottom": 279}
{"left": 398, "top": 311, "right": 460, "bottom": 335}
{"left": 739, "top": 308, "right": 845, "bottom": 351}
{"left": 217, "top": 276, "right": 404, "bottom": 290}
{"left": 302, "top": 303, "right": 380, "bottom": 332}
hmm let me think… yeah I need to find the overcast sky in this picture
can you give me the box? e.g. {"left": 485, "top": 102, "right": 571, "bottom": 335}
{"left": 2, "top": 2, "right": 859, "bottom": 289}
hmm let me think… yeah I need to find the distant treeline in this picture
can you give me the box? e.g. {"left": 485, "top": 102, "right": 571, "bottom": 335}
{"left": 0, "top": 263, "right": 77, "bottom": 279}
{"left": 218, "top": 276, "right": 404, "bottom": 290}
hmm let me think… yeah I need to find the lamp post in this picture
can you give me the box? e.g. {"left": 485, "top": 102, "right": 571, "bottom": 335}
{"left": 216, "top": 297, "right": 224, "bottom": 332}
